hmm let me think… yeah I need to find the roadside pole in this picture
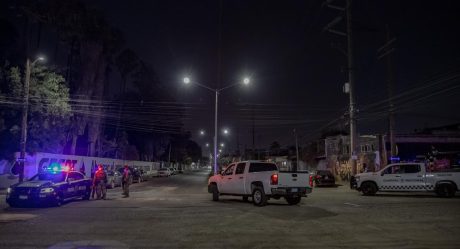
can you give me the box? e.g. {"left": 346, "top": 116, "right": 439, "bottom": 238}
{"left": 18, "top": 58, "right": 31, "bottom": 183}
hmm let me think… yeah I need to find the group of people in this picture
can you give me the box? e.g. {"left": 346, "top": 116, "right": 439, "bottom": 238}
{"left": 92, "top": 164, "right": 132, "bottom": 199}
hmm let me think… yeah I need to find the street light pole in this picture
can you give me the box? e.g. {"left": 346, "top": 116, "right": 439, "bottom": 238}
{"left": 19, "top": 56, "right": 44, "bottom": 182}
{"left": 214, "top": 90, "right": 219, "bottom": 175}
{"left": 183, "top": 76, "right": 249, "bottom": 175}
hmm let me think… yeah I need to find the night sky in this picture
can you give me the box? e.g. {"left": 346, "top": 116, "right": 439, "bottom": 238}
{"left": 85, "top": 0, "right": 460, "bottom": 152}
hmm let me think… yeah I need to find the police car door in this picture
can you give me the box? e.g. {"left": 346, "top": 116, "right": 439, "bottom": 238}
{"left": 398, "top": 164, "right": 424, "bottom": 191}
{"left": 69, "top": 172, "right": 87, "bottom": 196}
{"left": 65, "top": 172, "right": 81, "bottom": 198}
{"left": 379, "top": 164, "right": 403, "bottom": 191}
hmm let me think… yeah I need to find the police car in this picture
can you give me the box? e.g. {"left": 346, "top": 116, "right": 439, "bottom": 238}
{"left": 6, "top": 164, "right": 92, "bottom": 207}
{"left": 352, "top": 162, "right": 460, "bottom": 197}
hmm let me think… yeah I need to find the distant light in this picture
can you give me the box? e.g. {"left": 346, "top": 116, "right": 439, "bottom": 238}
{"left": 223, "top": 129, "right": 229, "bottom": 135}
{"left": 200, "top": 130, "right": 205, "bottom": 135}
{"left": 243, "top": 77, "right": 250, "bottom": 85}
{"left": 205, "top": 143, "right": 209, "bottom": 147}
{"left": 220, "top": 143, "right": 224, "bottom": 147}
{"left": 183, "top": 77, "right": 190, "bottom": 84}
{"left": 219, "top": 149, "right": 222, "bottom": 153}
{"left": 37, "top": 56, "right": 45, "bottom": 61}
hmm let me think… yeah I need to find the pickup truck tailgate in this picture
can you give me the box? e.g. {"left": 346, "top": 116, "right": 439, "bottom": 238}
{"left": 277, "top": 172, "right": 310, "bottom": 187}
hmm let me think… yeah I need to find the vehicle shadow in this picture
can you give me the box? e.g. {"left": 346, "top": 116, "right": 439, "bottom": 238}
{"left": 371, "top": 193, "right": 460, "bottom": 199}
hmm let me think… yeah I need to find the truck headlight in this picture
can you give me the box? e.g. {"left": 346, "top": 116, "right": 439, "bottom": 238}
{"left": 40, "top": 188, "right": 54, "bottom": 193}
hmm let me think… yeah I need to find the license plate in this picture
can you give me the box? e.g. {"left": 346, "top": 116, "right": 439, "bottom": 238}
{"left": 19, "top": 195, "right": 28, "bottom": 200}
{"left": 291, "top": 188, "right": 298, "bottom": 193}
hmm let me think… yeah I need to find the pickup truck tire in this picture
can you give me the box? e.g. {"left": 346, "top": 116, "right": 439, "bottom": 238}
{"left": 211, "top": 185, "right": 219, "bottom": 201}
{"left": 285, "top": 196, "right": 301, "bottom": 205}
{"left": 361, "top": 182, "right": 377, "bottom": 196}
{"left": 252, "top": 187, "right": 267, "bottom": 206}
{"left": 435, "top": 184, "right": 455, "bottom": 198}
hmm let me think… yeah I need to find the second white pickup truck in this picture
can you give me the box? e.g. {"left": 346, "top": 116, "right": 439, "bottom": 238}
{"left": 208, "top": 161, "right": 313, "bottom": 206}
{"left": 352, "top": 162, "right": 460, "bottom": 197}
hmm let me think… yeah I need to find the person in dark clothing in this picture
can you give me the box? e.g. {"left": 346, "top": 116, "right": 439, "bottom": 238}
{"left": 93, "top": 164, "right": 107, "bottom": 200}
{"left": 122, "top": 165, "right": 132, "bottom": 198}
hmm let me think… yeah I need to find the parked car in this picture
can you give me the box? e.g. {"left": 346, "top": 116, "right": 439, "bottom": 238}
{"left": 158, "top": 168, "right": 172, "bottom": 177}
{"left": 106, "top": 170, "right": 122, "bottom": 189}
{"left": 313, "top": 170, "right": 336, "bottom": 187}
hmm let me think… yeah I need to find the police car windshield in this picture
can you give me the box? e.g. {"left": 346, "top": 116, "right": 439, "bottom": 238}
{"left": 31, "top": 172, "right": 67, "bottom": 183}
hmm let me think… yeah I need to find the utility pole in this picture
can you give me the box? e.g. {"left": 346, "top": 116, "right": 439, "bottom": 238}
{"left": 19, "top": 56, "right": 44, "bottom": 182}
{"left": 346, "top": 0, "right": 358, "bottom": 175}
{"left": 18, "top": 59, "right": 31, "bottom": 183}
{"left": 377, "top": 25, "right": 397, "bottom": 163}
{"left": 323, "top": 0, "right": 358, "bottom": 175}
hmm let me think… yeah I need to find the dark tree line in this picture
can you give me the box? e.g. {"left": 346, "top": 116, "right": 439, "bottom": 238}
{"left": 0, "top": 0, "right": 201, "bottom": 163}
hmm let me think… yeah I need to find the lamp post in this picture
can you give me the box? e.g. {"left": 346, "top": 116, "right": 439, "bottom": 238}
{"left": 19, "top": 56, "right": 45, "bottom": 182}
{"left": 183, "top": 76, "right": 250, "bottom": 175}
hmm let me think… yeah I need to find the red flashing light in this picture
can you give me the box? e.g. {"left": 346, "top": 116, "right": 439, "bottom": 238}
{"left": 270, "top": 173, "right": 278, "bottom": 185}
{"left": 309, "top": 175, "right": 314, "bottom": 187}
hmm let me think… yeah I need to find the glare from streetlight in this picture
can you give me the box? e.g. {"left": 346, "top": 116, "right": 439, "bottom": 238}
{"left": 200, "top": 130, "right": 205, "bottom": 136}
{"left": 37, "top": 56, "right": 45, "bottom": 61}
{"left": 205, "top": 143, "right": 209, "bottom": 147}
{"left": 243, "top": 77, "right": 250, "bottom": 85}
{"left": 223, "top": 129, "right": 229, "bottom": 135}
{"left": 219, "top": 149, "right": 222, "bottom": 153}
{"left": 183, "top": 77, "right": 190, "bottom": 84}
{"left": 220, "top": 143, "right": 224, "bottom": 147}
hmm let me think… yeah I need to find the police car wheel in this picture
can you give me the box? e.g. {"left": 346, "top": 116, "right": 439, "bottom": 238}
{"left": 436, "top": 184, "right": 455, "bottom": 198}
{"left": 361, "top": 182, "right": 377, "bottom": 196}
{"left": 54, "top": 194, "right": 63, "bottom": 207}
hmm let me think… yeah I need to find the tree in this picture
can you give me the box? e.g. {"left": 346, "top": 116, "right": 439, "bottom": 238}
{"left": 0, "top": 63, "right": 71, "bottom": 156}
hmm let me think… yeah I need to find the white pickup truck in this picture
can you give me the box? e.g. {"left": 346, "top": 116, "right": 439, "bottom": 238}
{"left": 352, "top": 162, "right": 460, "bottom": 197}
{"left": 207, "top": 161, "right": 313, "bottom": 206}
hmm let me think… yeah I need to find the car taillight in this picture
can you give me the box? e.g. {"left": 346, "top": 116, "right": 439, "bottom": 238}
{"left": 309, "top": 175, "right": 313, "bottom": 187}
{"left": 270, "top": 173, "right": 278, "bottom": 185}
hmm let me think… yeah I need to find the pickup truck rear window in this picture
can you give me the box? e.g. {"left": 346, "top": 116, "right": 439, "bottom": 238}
{"left": 248, "top": 163, "right": 278, "bottom": 173}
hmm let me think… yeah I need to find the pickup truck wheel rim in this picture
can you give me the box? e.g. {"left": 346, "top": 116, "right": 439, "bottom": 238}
{"left": 254, "top": 191, "right": 261, "bottom": 203}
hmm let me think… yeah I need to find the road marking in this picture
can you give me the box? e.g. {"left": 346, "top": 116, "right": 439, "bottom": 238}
{"left": 343, "top": 202, "right": 361, "bottom": 207}
{"left": 0, "top": 213, "right": 37, "bottom": 222}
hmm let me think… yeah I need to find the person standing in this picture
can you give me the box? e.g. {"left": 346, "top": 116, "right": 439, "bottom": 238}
{"left": 122, "top": 165, "right": 132, "bottom": 198}
{"left": 93, "top": 164, "right": 107, "bottom": 200}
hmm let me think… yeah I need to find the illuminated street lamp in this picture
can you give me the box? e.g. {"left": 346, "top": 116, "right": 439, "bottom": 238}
{"left": 220, "top": 143, "right": 225, "bottom": 147}
{"left": 183, "top": 76, "right": 250, "bottom": 175}
{"left": 223, "top": 129, "right": 229, "bottom": 135}
{"left": 19, "top": 55, "right": 45, "bottom": 182}
{"left": 199, "top": 130, "right": 205, "bottom": 136}
{"left": 205, "top": 143, "right": 209, "bottom": 147}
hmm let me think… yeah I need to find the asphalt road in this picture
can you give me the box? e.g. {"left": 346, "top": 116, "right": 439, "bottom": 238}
{"left": 0, "top": 170, "right": 459, "bottom": 249}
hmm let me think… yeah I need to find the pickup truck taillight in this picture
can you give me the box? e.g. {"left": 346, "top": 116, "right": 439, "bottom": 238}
{"left": 270, "top": 173, "right": 278, "bottom": 185}
{"left": 309, "top": 175, "right": 314, "bottom": 187}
